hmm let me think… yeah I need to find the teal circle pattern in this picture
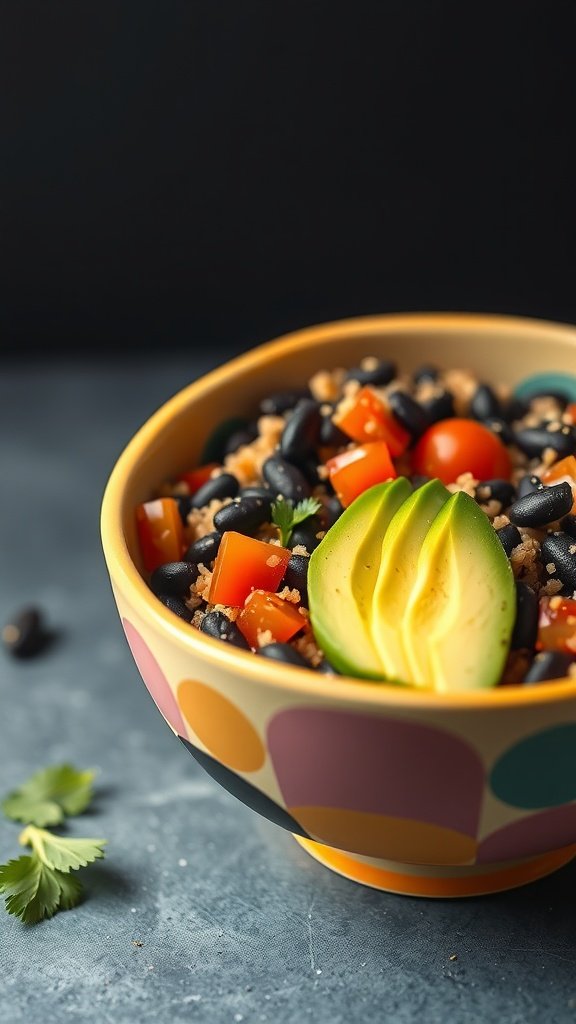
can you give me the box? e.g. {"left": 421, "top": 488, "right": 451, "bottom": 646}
{"left": 490, "top": 724, "right": 576, "bottom": 809}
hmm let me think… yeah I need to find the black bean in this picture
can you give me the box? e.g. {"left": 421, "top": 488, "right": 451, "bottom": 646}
{"left": 223, "top": 423, "right": 259, "bottom": 456}
{"left": 481, "top": 417, "right": 514, "bottom": 446}
{"left": 517, "top": 474, "right": 544, "bottom": 499}
{"left": 298, "top": 458, "right": 323, "bottom": 488}
{"left": 257, "top": 643, "right": 309, "bottom": 667}
{"left": 262, "top": 455, "right": 311, "bottom": 503}
{"left": 540, "top": 533, "right": 576, "bottom": 592}
{"left": 157, "top": 595, "right": 193, "bottom": 622}
{"left": 561, "top": 514, "right": 576, "bottom": 539}
{"left": 240, "top": 486, "right": 272, "bottom": 500}
{"left": 200, "top": 611, "right": 250, "bottom": 650}
{"left": 281, "top": 554, "right": 310, "bottom": 607}
{"left": 409, "top": 474, "right": 432, "bottom": 491}
{"left": 322, "top": 496, "right": 344, "bottom": 529}
{"left": 513, "top": 424, "right": 576, "bottom": 459}
{"left": 213, "top": 496, "right": 272, "bottom": 536}
{"left": 317, "top": 657, "right": 341, "bottom": 675}
{"left": 280, "top": 399, "right": 322, "bottom": 465}
{"left": 184, "top": 532, "right": 222, "bottom": 566}
{"left": 470, "top": 384, "right": 502, "bottom": 420}
{"left": 345, "top": 359, "right": 396, "bottom": 387}
{"left": 201, "top": 417, "right": 251, "bottom": 463}
{"left": 260, "top": 389, "right": 310, "bottom": 416}
{"left": 1, "top": 606, "right": 49, "bottom": 658}
{"left": 420, "top": 390, "right": 455, "bottom": 423}
{"left": 175, "top": 494, "right": 194, "bottom": 523}
{"left": 319, "top": 415, "right": 349, "bottom": 447}
{"left": 289, "top": 517, "right": 323, "bottom": 553}
{"left": 496, "top": 523, "right": 523, "bottom": 557}
{"left": 508, "top": 482, "right": 574, "bottom": 528}
{"left": 190, "top": 472, "right": 239, "bottom": 509}
{"left": 150, "top": 562, "right": 199, "bottom": 598}
{"left": 387, "top": 391, "right": 429, "bottom": 441}
{"left": 412, "top": 364, "right": 439, "bottom": 385}
{"left": 475, "top": 479, "right": 517, "bottom": 508}
{"left": 237, "top": 490, "right": 273, "bottom": 517}
{"left": 510, "top": 582, "right": 539, "bottom": 651}
{"left": 522, "top": 650, "right": 576, "bottom": 685}
{"left": 501, "top": 396, "right": 529, "bottom": 423}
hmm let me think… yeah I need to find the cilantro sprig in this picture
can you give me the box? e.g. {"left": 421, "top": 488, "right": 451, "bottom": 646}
{"left": 271, "top": 497, "right": 322, "bottom": 548}
{"left": 2, "top": 764, "right": 95, "bottom": 827}
{"left": 0, "top": 766, "right": 106, "bottom": 924}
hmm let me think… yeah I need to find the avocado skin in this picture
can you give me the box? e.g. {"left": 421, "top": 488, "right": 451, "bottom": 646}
{"left": 403, "top": 491, "right": 515, "bottom": 691}
{"left": 308, "top": 478, "right": 411, "bottom": 679}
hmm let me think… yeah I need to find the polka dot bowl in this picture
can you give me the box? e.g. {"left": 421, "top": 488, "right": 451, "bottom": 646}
{"left": 101, "top": 313, "right": 576, "bottom": 897}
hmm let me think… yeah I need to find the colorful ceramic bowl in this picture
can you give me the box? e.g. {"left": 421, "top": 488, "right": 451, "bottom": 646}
{"left": 101, "top": 313, "right": 576, "bottom": 897}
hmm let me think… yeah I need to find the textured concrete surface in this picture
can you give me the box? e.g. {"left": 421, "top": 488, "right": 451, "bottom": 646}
{"left": 2, "top": 357, "right": 576, "bottom": 1024}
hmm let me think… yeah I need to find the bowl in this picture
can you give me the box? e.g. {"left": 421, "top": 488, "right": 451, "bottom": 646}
{"left": 101, "top": 313, "right": 576, "bottom": 898}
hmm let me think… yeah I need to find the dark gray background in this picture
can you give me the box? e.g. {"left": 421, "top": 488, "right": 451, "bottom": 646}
{"left": 2, "top": 0, "right": 576, "bottom": 357}
{"left": 2, "top": 357, "right": 576, "bottom": 1024}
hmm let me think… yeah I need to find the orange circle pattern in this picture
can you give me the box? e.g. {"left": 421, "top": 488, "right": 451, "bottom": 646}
{"left": 177, "top": 679, "right": 265, "bottom": 772}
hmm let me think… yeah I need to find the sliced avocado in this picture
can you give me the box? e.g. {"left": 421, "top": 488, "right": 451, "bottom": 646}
{"left": 308, "top": 478, "right": 411, "bottom": 678}
{"left": 402, "top": 491, "right": 515, "bottom": 691}
{"left": 370, "top": 479, "right": 451, "bottom": 684}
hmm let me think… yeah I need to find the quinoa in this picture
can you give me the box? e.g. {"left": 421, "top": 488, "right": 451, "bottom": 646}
{"left": 222, "top": 414, "right": 285, "bottom": 486}
{"left": 187, "top": 498, "right": 231, "bottom": 538}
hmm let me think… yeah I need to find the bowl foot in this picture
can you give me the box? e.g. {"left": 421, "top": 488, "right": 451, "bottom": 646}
{"left": 293, "top": 835, "right": 576, "bottom": 897}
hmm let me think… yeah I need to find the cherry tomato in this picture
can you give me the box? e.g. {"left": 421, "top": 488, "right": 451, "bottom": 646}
{"left": 537, "top": 597, "right": 576, "bottom": 654}
{"left": 326, "top": 441, "right": 397, "bottom": 507}
{"left": 334, "top": 387, "right": 410, "bottom": 456}
{"left": 136, "top": 498, "right": 184, "bottom": 572}
{"left": 208, "top": 532, "right": 291, "bottom": 607}
{"left": 237, "top": 590, "right": 305, "bottom": 648}
{"left": 412, "top": 419, "right": 511, "bottom": 484}
{"left": 565, "top": 403, "right": 576, "bottom": 424}
{"left": 176, "top": 463, "right": 219, "bottom": 493}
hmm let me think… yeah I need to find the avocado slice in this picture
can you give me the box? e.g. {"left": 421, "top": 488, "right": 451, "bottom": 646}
{"left": 308, "top": 478, "right": 412, "bottom": 678}
{"left": 402, "top": 491, "right": 515, "bottom": 691}
{"left": 370, "top": 479, "right": 451, "bottom": 684}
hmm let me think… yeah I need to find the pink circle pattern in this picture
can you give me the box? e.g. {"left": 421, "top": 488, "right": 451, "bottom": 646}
{"left": 122, "top": 618, "right": 187, "bottom": 736}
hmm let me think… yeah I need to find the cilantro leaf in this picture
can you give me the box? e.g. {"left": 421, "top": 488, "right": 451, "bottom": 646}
{"left": 0, "top": 856, "right": 62, "bottom": 924}
{"left": 1, "top": 765, "right": 95, "bottom": 826}
{"left": 55, "top": 872, "right": 84, "bottom": 911}
{"left": 19, "top": 826, "right": 106, "bottom": 872}
{"left": 271, "top": 497, "right": 322, "bottom": 547}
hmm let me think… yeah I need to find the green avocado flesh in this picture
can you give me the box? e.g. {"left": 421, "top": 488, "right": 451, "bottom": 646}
{"left": 371, "top": 480, "right": 452, "bottom": 683}
{"left": 308, "top": 478, "right": 412, "bottom": 678}
{"left": 402, "top": 491, "right": 515, "bottom": 691}
{"left": 308, "top": 480, "right": 516, "bottom": 691}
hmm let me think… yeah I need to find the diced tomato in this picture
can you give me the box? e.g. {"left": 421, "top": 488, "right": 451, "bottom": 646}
{"left": 412, "top": 419, "right": 511, "bottom": 484}
{"left": 237, "top": 590, "right": 305, "bottom": 648}
{"left": 326, "top": 441, "right": 397, "bottom": 507}
{"left": 136, "top": 498, "right": 184, "bottom": 572}
{"left": 208, "top": 532, "right": 291, "bottom": 606}
{"left": 537, "top": 597, "right": 576, "bottom": 654}
{"left": 176, "top": 463, "right": 219, "bottom": 493}
{"left": 542, "top": 455, "right": 576, "bottom": 513}
{"left": 565, "top": 403, "right": 576, "bottom": 424}
{"left": 334, "top": 387, "right": 410, "bottom": 456}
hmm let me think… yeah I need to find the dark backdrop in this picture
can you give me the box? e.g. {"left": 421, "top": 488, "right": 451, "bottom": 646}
{"left": 3, "top": 1, "right": 576, "bottom": 357}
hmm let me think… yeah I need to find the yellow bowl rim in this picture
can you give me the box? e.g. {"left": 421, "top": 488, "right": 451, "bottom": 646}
{"left": 100, "top": 311, "right": 576, "bottom": 710}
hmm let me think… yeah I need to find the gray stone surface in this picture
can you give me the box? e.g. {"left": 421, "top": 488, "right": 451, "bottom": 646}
{"left": 2, "top": 356, "right": 576, "bottom": 1024}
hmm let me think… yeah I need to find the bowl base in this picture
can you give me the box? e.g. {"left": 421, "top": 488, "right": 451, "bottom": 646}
{"left": 294, "top": 836, "right": 576, "bottom": 897}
